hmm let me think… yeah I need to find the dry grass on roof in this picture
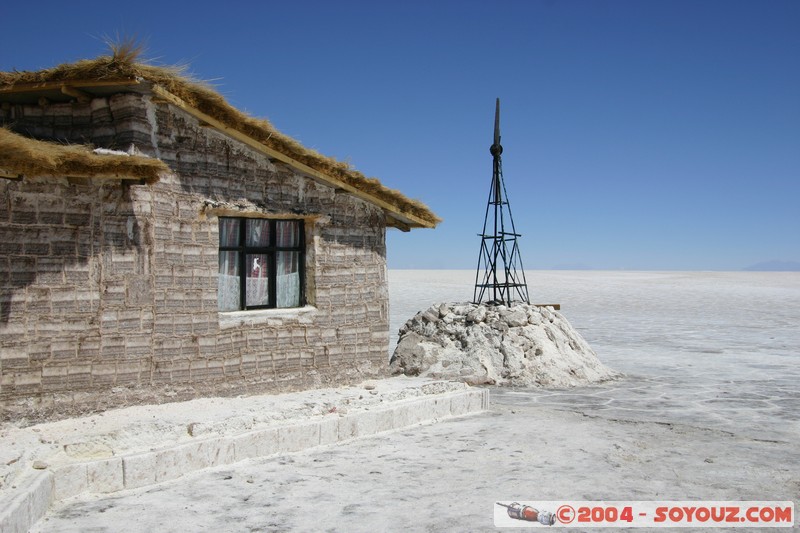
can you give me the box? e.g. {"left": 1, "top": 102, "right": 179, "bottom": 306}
{"left": 0, "top": 45, "right": 440, "bottom": 226}
{"left": 0, "top": 127, "right": 168, "bottom": 182}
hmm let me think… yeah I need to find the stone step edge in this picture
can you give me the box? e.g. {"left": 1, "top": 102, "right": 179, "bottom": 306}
{"left": 0, "top": 388, "right": 489, "bottom": 533}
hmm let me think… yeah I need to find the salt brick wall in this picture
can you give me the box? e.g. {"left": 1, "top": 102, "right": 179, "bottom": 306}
{"left": 0, "top": 93, "right": 390, "bottom": 421}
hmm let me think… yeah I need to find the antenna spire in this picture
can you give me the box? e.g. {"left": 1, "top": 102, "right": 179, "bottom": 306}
{"left": 473, "top": 98, "right": 530, "bottom": 306}
{"left": 492, "top": 97, "right": 501, "bottom": 150}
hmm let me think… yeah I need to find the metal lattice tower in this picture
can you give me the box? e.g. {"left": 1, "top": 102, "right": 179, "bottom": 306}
{"left": 473, "top": 99, "right": 530, "bottom": 306}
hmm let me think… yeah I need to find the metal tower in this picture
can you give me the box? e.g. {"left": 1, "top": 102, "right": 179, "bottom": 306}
{"left": 473, "top": 98, "right": 530, "bottom": 306}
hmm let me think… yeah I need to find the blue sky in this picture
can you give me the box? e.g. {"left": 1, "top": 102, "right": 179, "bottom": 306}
{"left": 2, "top": 0, "right": 798, "bottom": 270}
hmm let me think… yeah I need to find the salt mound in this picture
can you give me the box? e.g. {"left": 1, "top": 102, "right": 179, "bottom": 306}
{"left": 390, "top": 302, "right": 620, "bottom": 387}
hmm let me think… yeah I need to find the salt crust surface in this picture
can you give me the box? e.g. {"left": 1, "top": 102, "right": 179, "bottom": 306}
{"left": 390, "top": 302, "right": 619, "bottom": 386}
{"left": 0, "top": 377, "right": 463, "bottom": 501}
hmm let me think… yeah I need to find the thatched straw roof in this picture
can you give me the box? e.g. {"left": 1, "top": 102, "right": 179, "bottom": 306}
{"left": 0, "top": 49, "right": 440, "bottom": 229}
{"left": 0, "top": 127, "right": 167, "bottom": 182}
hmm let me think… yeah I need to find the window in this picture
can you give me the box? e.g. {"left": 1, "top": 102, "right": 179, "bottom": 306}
{"left": 218, "top": 218, "right": 305, "bottom": 311}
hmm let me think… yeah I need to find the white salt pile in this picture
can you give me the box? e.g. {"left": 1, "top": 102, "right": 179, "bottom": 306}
{"left": 390, "top": 302, "right": 619, "bottom": 387}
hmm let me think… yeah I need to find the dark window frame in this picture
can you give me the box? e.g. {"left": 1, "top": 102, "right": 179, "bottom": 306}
{"left": 218, "top": 217, "right": 306, "bottom": 310}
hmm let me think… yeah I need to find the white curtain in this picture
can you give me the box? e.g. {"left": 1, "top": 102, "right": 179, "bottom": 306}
{"left": 218, "top": 251, "right": 240, "bottom": 311}
{"left": 276, "top": 251, "right": 300, "bottom": 308}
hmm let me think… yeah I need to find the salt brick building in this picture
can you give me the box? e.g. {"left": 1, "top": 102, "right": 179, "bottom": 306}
{"left": 0, "top": 52, "right": 439, "bottom": 421}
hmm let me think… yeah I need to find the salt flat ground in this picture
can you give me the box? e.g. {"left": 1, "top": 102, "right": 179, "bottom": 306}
{"left": 390, "top": 271, "right": 800, "bottom": 441}
{"left": 33, "top": 271, "right": 800, "bottom": 532}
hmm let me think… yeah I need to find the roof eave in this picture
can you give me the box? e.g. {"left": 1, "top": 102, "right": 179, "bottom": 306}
{"left": 148, "top": 85, "right": 437, "bottom": 230}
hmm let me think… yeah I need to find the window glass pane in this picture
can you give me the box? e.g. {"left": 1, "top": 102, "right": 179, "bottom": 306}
{"left": 246, "top": 219, "right": 271, "bottom": 247}
{"left": 218, "top": 218, "right": 303, "bottom": 311}
{"left": 219, "top": 219, "right": 240, "bottom": 247}
{"left": 218, "top": 251, "right": 240, "bottom": 311}
{"left": 276, "top": 220, "right": 300, "bottom": 247}
{"left": 276, "top": 251, "right": 300, "bottom": 308}
{"left": 245, "top": 253, "right": 270, "bottom": 307}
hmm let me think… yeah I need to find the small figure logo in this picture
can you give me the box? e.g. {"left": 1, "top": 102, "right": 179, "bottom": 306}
{"left": 496, "top": 502, "right": 556, "bottom": 525}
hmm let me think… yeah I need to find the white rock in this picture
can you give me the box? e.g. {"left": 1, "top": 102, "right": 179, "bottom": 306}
{"left": 390, "top": 302, "right": 620, "bottom": 387}
{"left": 466, "top": 306, "right": 486, "bottom": 324}
{"left": 502, "top": 308, "right": 528, "bottom": 327}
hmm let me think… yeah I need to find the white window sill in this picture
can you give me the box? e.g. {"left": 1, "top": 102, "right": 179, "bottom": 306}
{"left": 218, "top": 305, "right": 318, "bottom": 329}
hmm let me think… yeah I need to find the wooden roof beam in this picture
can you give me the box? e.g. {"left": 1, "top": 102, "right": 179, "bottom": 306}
{"left": 0, "top": 78, "right": 140, "bottom": 95}
{"left": 386, "top": 215, "right": 411, "bottom": 232}
{"left": 61, "top": 85, "right": 93, "bottom": 103}
{"left": 0, "top": 169, "right": 23, "bottom": 180}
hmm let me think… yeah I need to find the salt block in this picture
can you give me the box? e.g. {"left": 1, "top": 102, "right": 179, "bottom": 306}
{"left": 122, "top": 453, "right": 158, "bottom": 489}
{"left": 0, "top": 471, "right": 53, "bottom": 533}
{"left": 86, "top": 457, "right": 124, "bottom": 493}
{"left": 318, "top": 417, "right": 340, "bottom": 446}
{"left": 277, "top": 422, "right": 320, "bottom": 453}
{"left": 233, "top": 427, "right": 280, "bottom": 462}
{"left": 53, "top": 463, "right": 88, "bottom": 501}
